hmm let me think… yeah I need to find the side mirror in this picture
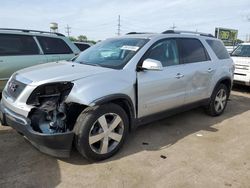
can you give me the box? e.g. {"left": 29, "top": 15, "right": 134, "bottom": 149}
{"left": 141, "top": 58, "right": 163, "bottom": 71}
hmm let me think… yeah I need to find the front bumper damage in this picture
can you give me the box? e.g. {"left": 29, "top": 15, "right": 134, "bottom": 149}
{"left": 0, "top": 102, "right": 74, "bottom": 158}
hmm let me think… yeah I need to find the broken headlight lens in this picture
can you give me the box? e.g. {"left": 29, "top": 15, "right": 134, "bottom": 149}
{"left": 27, "top": 82, "right": 74, "bottom": 106}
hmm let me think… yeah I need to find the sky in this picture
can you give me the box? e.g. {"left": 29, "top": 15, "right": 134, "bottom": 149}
{"left": 0, "top": 0, "right": 250, "bottom": 41}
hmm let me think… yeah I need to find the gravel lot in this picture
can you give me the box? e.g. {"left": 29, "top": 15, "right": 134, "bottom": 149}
{"left": 0, "top": 86, "right": 250, "bottom": 188}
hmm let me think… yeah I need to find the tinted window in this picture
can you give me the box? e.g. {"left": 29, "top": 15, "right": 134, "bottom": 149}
{"left": 37, "top": 36, "right": 73, "bottom": 54}
{"left": 145, "top": 39, "right": 179, "bottom": 67}
{"left": 75, "top": 43, "right": 91, "bottom": 51}
{"left": 0, "top": 34, "right": 39, "bottom": 56}
{"left": 206, "top": 40, "right": 230, "bottom": 59}
{"left": 178, "top": 38, "right": 209, "bottom": 63}
{"left": 231, "top": 45, "right": 250, "bottom": 57}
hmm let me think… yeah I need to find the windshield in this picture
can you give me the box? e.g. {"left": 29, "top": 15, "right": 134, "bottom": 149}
{"left": 73, "top": 38, "right": 149, "bottom": 69}
{"left": 231, "top": 45, "right": 250, "bottom": 57}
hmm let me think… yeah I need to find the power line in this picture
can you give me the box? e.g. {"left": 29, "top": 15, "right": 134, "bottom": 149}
{"left": 170, "top": 23, "right": 177, "bottom": 30}
{"left": 65, "top": 24, "right": 71, "bottom": 37}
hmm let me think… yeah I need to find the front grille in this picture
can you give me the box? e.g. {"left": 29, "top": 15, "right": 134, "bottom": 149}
{"left": 235, "top": 64, "right": 249, "bottom": 70}
{"left": 5, "top": 77, "right": 27, "bottom": 101}
{"left": 234, "top": 73, "right": 246, "bottom": 76}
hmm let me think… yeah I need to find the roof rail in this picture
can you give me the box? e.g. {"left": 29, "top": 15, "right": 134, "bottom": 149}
{"left": 162, "top": 30, "right": 214, "bottom": 38}
{"left": 126, "top": 32, "right": 155, "bottom": 35}
{"left": 0, "top": 28, "right": 65, "bottom": 37}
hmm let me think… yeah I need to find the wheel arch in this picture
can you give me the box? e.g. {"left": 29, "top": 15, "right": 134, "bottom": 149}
{"left": 91, "top": 94, "right": 136, "bottom": 131}
{"left": 213, "top": 77, "right": 232, "bottom": 96}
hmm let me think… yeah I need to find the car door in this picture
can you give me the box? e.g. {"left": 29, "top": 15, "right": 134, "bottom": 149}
{"left": 177, "top": 38, "right": 215, "bottom": 104}
{"left": 0, "top": 34, "right": 47, "bottom": 90}
{"left": 137, "top": 38, "right": 188, "bottom": 118}
{"left": 36, "top": 36, "right": 75, "bottom": 62}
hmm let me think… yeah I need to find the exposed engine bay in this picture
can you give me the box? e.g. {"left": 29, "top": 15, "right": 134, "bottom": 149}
{"left": 27, "top": 82, "right": 81, "bottom": 134}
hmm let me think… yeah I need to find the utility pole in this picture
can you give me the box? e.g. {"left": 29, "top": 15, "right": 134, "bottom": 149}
{"left": 117, "top": 15, "right": 121, "bottom": 36}
{"left": 170, "top": 23, "right": 177, "bottom": 30}
{"left": 246, "top": 15, "right": 250, "bottom": 42}
{"left": 65, "top": 24, "right": 71, "bottom": 37}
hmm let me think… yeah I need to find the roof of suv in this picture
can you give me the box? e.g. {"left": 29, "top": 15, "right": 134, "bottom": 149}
{"left": 241, "top": 42, "right": 250, "bottom": 45}
{"left": 0, "top": 28, "right": 65, "bottom": 38}
{"left": 119, "top": 30, "right": 216, "bottom": 40}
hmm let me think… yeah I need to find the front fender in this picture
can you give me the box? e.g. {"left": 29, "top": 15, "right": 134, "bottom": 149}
{"left": 65, "top": 70, "right": 136, "bottom": 108}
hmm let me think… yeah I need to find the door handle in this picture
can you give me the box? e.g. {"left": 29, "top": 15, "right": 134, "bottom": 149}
{"left": 175, "top": 73, "right": 184, "bottom": 79}
{"left": 207, "top": 68, "right": 214, "bottom": 73}
{"left": 0, "top": 60, "right": 3, "bottom": 63}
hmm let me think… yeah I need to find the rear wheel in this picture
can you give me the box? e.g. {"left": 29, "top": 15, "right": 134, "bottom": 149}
{"left": 206, "top": 84, "right": 229, "bottom": 116}
{"left": 74, "top": 103, "right": 129, "bottom": 161}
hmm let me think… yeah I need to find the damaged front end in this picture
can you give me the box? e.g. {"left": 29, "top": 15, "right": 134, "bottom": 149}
{"left": 1, "top": 81, "right": 85, "bottom": 157}
{"left": 18, "top": 82, "right": 77, "bottom": 157}
{"left": 27, "top": 82, "right": 74, "bottom": 134}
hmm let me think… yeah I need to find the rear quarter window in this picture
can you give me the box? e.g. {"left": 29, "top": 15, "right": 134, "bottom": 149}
{"left": 37, "top": 36, "right": 73, "bottom": 54}
{"left": 75, "top": 43, "right": 91, "bottom": 51}
{"left": 206, "top": 40, "right": 230, "bottom": 60}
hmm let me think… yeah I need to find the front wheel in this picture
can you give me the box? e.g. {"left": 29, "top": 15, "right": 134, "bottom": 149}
{"left": 206, "top": 84, "right": 229, "bottom": 116}
{"left": 74, "top": 103, "right": 129, "bottom": 161}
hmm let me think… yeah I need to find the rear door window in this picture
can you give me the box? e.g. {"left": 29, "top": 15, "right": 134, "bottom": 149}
{"left": 37, "top": 36, "right": 73, "bottom": 54}
{"left": 206, "top": 40, "right": 230, "bottom": 59}
{"left": 178, "top": 38, "right": 210, "bottom": 64}
{"left": 0, "top": 34, "right": 39, "bottom": 56}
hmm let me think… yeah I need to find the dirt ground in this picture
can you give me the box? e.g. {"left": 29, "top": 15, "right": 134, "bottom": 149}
{"left": 0, "top": 86, "right": 250, "bottom": 188}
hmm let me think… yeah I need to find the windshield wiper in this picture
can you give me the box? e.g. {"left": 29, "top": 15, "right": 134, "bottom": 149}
{"left": 77, "top": 61, "right": 101, "bottom": 67}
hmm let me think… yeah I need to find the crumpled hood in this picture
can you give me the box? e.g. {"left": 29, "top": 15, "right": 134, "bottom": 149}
{"left": 16, "top": 61, "right": 113, "bottom": 85}
{"left": 231, "top": 56, "right": 250, "bottom": 66}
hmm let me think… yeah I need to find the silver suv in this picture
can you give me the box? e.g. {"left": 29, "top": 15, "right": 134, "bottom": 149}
{"left": 0, "top": 30, "right": 234, "bottom": 161}
{"left": 0, "top": 28, "right": 80, "bottom": 92}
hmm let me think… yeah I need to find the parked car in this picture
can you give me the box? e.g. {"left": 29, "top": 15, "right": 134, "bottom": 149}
{"left": 74, "top": 42, "right": 93, "bottom": 51}
{"left": 0, "top": 30, "right": 234, "bottom": 161}
{"left": 231, "top": 43, "right": 250, "bottom": 86}
{"left": 0, "top": 28, "right": 80, "bottom": 92}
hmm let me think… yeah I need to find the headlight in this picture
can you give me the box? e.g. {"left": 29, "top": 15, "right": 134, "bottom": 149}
{"left": 27, "top": 82, "right": 74, "bottom": 106}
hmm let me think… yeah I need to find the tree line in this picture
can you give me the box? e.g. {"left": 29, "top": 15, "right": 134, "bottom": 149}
{"left": 68, "top": 35, "right": 96, "bottom": 44}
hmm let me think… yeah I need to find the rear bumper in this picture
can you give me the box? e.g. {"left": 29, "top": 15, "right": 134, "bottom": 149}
{"left": 0, "top": 101, "right": 74, "bottom": 158}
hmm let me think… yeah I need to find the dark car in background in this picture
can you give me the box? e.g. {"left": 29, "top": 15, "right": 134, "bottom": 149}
{"left": 74, "top": 42, "right": 93, "bottom": 51}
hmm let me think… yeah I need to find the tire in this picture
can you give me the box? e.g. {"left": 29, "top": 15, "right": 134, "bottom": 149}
{"left": 206, "top": 84, "right": 229, "bottom": 116}
{"left": 74, "top": 103, "right": 129, "bottom": 161}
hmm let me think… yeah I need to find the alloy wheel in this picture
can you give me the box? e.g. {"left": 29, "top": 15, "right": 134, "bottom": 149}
{"left": 214, "top": 88, "right": 227, "bottom": 113}
{"left": 88, "top": 113, "right": 124, "bottom": 154}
